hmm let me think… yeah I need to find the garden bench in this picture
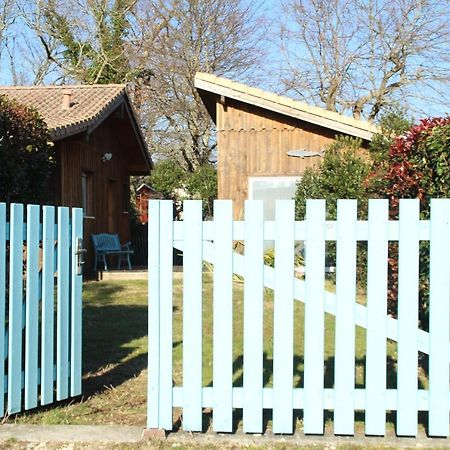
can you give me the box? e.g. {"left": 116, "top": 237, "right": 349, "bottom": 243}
{"left": 91, "top": 233, "right": 133, "bottom": 271}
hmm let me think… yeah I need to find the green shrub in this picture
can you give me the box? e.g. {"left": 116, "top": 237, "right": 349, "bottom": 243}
{"left": 0, "top": 95, "right": 55, "bottom": 205}
{"left": 147, "top": 159, "right": 186, "bottom": 199}
{"left": 294, "top": 136, "right": 371, "bottom": 221}
{"left": 294, "top": 136, "right": 372, "bottom": 284}
{"left": 185, "top": 164, "right": 217, "bottom": 218}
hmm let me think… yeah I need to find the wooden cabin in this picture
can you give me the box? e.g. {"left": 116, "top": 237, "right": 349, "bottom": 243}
{"left": 0, "top": 84, "right": 152, "bottom": 271}
{"left": 195, "top": 73, "right": 378, "bottom": 218}
{"left": 135, "top": 184, "right": 163, "bottom": 224}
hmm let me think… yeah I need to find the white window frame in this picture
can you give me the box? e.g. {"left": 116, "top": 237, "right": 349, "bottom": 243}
{"left": 248, "top": 176, "right": 301, "bottom": 200}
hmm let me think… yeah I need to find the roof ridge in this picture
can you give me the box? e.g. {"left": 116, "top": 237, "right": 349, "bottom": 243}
{"left": 0, "top": 84, "right": 126, "bottom": 90}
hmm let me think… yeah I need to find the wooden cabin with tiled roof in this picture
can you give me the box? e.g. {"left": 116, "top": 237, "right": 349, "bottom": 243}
{"left": 195, "top": 73, "right": 378, "bottom": 219}
{"left": 0, "top": 84, "right": 152, "bottom": 272}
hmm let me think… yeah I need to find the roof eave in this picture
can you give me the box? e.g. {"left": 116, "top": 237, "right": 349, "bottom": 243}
{"left": 195, "top": 77, "right": 377, "bottom": 141}
{"left": 122, "top": 94, "right": 153, "bottom": 171}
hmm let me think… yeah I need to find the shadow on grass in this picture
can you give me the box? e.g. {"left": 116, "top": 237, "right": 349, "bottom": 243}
{"left": 214, "top": 351, "right": 429, "bottom": 435}
{"left": 83, "top": 302, "right": 148, "bottom": 374}
{"left": 8, "top": 282, "right": 151, "bottom": 419}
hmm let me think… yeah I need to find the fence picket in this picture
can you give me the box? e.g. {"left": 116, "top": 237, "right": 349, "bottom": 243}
{"left": 334, "top": 200, "right": 357, "bottom": 435}
{"left": 213, "top": 200, "right": 233, "bottom": 432}
{"left": 70, "top": 208, "right": 83, "bottom": 396}
{"left": 41, "top": 206, "right": 55, "bottom": 405}
{"left": 8, "top": 203, "right": 24, "bottom": 413}
{"left": 304, "top": 199, "right": 326, "bottom": 434}
{"left": 273, "top": 201, "right": 295, "bottom": 434}
{"left": 397, "top": 199, "right": 420, "bottom": 436}
{"left": 57, "top": 207, "right": 70, "bottom": 401}
{"left": 365, "top": 199, "right": 389, "bottom": 436}
{"left": 147, "top": 199, "right": 450, "bottom": 438}
{"left": 0, "top": 203, "right": 5, "bottom": 415}
{"left": 182, "top": 201, "right": 203, "bottom": 431}
{"left": 159, "top": 201, "right": 174, "bottom": 429}
{"left": 147, "top": 200, "right": 161, "bottom": 429}
{"left": 428, "top": 199, "right": 450, "bottom": 437}
{"left": 243, "top": 200, "right": 264, "bottom": 433}
{"left": 25, "top": 205, "right": 40, "bottom": 410}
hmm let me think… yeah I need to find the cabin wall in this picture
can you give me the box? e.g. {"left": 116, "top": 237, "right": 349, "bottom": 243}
{"left": 216, "top": 99, "right": 339, "bottom": 218}
{"left": 55, "top": 116, "right": 132, "bottom": 272}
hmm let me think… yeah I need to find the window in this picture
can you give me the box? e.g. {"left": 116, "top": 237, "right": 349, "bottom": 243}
{"left": 81, "top": 171, "right": 94, "bottom": 217}
{"left": 248, "top": 176, "right": 300, "bottom": 220}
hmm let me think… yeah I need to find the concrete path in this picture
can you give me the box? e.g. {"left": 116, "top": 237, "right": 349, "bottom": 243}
{"left": 0, "top": 425, "right": 143, "bottom": 443}
{"left": 0, "top": 424, "right": 449, "bottom": 448}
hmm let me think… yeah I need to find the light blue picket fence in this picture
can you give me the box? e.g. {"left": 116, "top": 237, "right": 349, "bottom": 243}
{"left": 147, "top": 199, "right": 450, "bottom": 437}
{"left": 0, "top": 202, "right": 83, "bottom": 415}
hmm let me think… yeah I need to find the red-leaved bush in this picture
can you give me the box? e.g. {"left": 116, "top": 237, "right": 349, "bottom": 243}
{"left": 380, "top": 116, "right": 450, "bottom": 327}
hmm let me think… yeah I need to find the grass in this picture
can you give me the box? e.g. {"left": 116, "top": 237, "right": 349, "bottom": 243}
{"left": 8, "top": 274, "right": 429, "bottom": 434}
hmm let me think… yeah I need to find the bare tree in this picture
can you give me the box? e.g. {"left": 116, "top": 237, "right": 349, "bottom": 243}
{"left": 134, "top": 0, "right": 266, "bottom": 170}
{"left": 279, "top": 0, "right": 450, "bottom": 119}
{"left": 0, "top": 0, "right": 16, "bottom": 62}
{"left": 21, "top": 0, "right": 265, "bottom": 170}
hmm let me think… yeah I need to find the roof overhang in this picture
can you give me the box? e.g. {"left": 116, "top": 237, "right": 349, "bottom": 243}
{"left": 195, "top": 73, "right": 379, "bottom": 141}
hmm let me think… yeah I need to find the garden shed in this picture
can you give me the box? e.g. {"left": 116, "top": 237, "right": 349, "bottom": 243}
{"left": 135, "top": 183, "right": 164, "bottom": 224}
{"left": 195, "top": 73, "right": 378, "bottom": 218}
{"left": 0, "top": 84, "right": 152, "bottom": 271}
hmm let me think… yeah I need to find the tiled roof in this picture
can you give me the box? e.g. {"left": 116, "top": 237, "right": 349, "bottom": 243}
{"left": 0, "top": 84, "right": 127, "bottom": 140}
{"left": 195, "top": 73, "right": 379, "bottom": 141}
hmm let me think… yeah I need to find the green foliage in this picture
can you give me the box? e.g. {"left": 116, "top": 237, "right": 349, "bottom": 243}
{"left": 147, "top": 159, "right": 186, "bottom": 199}
{"left": 147, "top": 160, "right": 217, "bottom": 218}
{"left": 185, "top": 164, "right": 218, "bottom": 218}
{"left": 294, "top": 136, "right": 371, "bottom": 220}
{"left": 0, "top": 95, "right": 56, "bottom": 205}
{"left": 367, "top": 108, "right": 412, "bottom": 195}
{"left": 369, "top": 107, "right": 413, "bottom": 165}
{"left": 42, "top": 0, "right": 134, "bottom": 83}
{"left": 294, "top": 136, "right": 372, "bottom": 284}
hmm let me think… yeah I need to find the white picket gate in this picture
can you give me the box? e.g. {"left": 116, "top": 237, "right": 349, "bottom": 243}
{"left": 147, "top": 199, "right": 450, "bottom": 437}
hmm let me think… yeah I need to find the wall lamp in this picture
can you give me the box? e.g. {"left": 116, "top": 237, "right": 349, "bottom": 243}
{"left": 102, "top": 152, "right": 113, "bottom": 163}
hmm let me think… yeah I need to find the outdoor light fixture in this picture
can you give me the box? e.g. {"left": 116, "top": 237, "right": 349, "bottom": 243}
{"left": 286, "top": 148, "right": 324, "bottom": 158}
{"left": 102, "top": 152, "right": 113, "bottom": 163}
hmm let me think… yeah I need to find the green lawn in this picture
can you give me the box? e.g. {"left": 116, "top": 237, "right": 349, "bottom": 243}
{"left": 8, "top": 275, "right": 428, "bottom": 433}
